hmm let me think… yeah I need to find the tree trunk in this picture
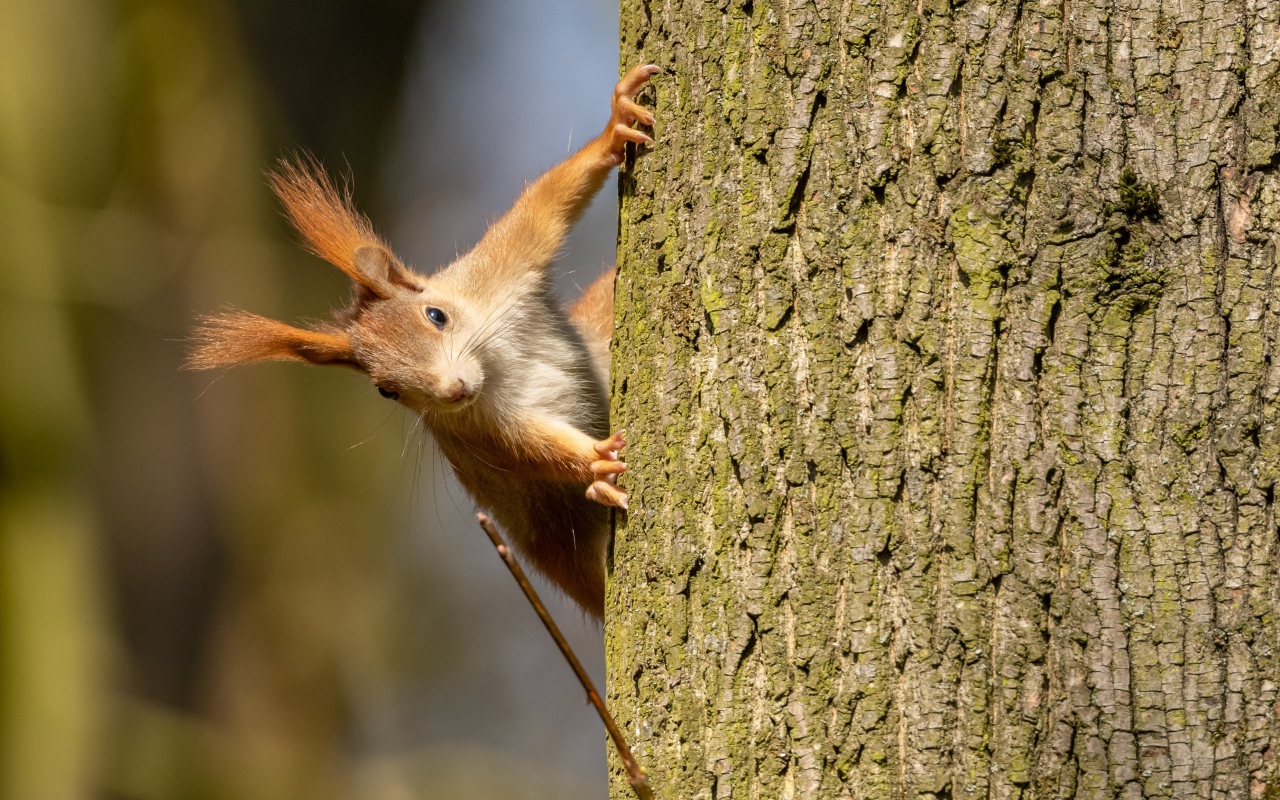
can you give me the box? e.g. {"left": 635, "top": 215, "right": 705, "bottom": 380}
{"left": 607, "top": 0, "right": 1280, "bottom": 798}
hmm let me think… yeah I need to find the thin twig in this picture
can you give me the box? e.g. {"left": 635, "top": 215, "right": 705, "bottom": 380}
{"left": 476, "top": 513, "right": 654, "bottom": 800}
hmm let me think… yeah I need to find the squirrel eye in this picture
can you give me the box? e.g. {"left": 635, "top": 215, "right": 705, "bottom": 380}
{"left": 425, "top": 306, "right": 448, "bottom": 329}
{"left": 377, "top": 386, "right": 399, "bottom": 400}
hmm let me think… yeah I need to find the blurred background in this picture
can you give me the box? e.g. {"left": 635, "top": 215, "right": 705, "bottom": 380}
{"left": 0, "top": 0, "right": 620, "bottom": 798}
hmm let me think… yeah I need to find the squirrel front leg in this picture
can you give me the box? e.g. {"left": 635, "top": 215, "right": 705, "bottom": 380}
{"left": 466, "top": 64, "right": 660, "bottom": 280}
{"left": 504, "top": 418, "right": 629, "bottom": 509}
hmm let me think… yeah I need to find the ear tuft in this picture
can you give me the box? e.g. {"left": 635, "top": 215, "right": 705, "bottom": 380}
{"left": 187, "top": 310, "right": 356, "bottom": 370}
{"left": 270, "top": 156, "right": 390, "bottom": 295}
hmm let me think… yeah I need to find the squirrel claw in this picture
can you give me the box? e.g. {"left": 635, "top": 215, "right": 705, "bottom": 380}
{"left": 587, "top": 480, "right": 629, "bottom": 510}
{"left": 615, "top": 64, "right": 661, "bottom": 98}
{"left": 616, "top": 96, "right": 655, "bottom": 127}
{"left": 594, "top": 430, "right": 627, "bottom": 458}
{"left": 614, "top": 123, "right": 654, "bottom": 146}
{"left": 587, "top": 430, "right": 629, "bottom": 510}
{"left": 604, "top": 65, "right": 659, "bottom": 159}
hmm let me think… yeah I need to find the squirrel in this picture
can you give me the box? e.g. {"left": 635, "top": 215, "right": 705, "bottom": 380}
{"left": 189, "top": 64, "right": 661, "bottom": 617}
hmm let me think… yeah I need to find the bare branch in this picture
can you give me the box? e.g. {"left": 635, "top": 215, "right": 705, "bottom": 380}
{"left": 475, "top": 514, "right": 653, "bottom": 800}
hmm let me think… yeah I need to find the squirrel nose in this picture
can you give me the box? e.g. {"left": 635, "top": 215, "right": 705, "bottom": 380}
{"left": 446, "top": 380, "right": 471, "bottom": 403}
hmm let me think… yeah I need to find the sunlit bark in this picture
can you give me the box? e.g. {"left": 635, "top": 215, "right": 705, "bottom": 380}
{"left": 608, "top": 1, "right": 1280, "bottom": 797}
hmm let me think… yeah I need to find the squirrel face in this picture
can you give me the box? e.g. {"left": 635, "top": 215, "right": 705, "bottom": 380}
{"left": 188, "top": 161, "right": 502, "bottom": 416}
{"left": 188, "top": 238, "right": 493, "bottom": 414}
{"left": 348, "top": 276, "right": 487, "bottom": 414}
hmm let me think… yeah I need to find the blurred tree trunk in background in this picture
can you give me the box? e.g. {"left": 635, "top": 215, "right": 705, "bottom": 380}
{"left": 608, "top": 0, "right": 1280, "bottom": 797}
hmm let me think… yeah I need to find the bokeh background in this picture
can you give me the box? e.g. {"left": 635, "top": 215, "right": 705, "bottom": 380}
{"left": 0, "top": 1, "right": 620, "bottom": 797}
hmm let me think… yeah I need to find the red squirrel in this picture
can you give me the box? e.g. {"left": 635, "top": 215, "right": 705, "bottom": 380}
{"left": 190, "top": 65, "right": 661, "bottom": 616}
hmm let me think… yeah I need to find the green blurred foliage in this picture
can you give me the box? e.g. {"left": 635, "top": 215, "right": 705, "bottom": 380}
{"left": 0, "top": 1, "right": 599, "bottom": 798}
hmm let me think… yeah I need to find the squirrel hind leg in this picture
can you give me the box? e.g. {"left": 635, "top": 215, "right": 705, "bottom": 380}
{"left": 569, "top": 267, "right": 615, "bottom": 382}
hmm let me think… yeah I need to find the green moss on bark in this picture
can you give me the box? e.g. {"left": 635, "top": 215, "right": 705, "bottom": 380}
{"left": 607, "top": 0, "right": 1280, "bottom": 797}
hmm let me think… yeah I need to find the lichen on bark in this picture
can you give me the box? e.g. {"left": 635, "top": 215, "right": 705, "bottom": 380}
{"left": 607, "top": 0, "right": 1280, "bottom": 798}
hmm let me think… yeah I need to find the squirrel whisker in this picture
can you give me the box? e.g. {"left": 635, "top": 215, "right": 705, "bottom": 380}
{"left": 189, "top": 64, "right": 662, "bottom": 616}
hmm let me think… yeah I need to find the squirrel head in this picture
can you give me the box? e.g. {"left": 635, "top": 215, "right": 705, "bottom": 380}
{"left": 188, "top": 158, "right": 486, "bottom": 414}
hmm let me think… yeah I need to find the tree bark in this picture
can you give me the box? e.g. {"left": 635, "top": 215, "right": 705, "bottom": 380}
{"left": 607, "top": 0, "right": 1280, "bottom": 798}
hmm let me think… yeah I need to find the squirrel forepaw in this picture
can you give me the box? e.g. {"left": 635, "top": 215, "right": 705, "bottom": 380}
{"left": 603, "top": 65, "right": 660, "bottom": 163}
{"left": 586, "top": 430, "right": 629, "bottom": 510}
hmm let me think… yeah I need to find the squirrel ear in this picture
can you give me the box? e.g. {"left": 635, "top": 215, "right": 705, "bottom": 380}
{"left": 353, "top": 245, "right": 422, "bottom": 294}
{"left": 187, "top": 310, "right": 358, "bottom": 370}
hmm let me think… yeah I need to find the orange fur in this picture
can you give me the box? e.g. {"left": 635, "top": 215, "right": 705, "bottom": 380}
{"left": 189, "top": 66, "right": 661, "bottom": 617}
{"left": 270, "top": 158, "right": 390, "bottom": 296}
{"left": 501, "top": 417, "right": 600, "bottom": 482}
{"left": 463, "top": 122, "right": 630, "bottom": 289}
{"left": 437, "top": 431, "right": 609, "bottom": 613}
{"left": 568, "top": 268, "right": 615, "bottom": 382}
{"left": 188, "top": 310, "right": 354, "bottom": 369}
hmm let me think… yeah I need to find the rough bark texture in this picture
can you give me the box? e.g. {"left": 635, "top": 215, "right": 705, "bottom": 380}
{"left": 606, "top": 0, "right": 1280, "bottom": 798}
